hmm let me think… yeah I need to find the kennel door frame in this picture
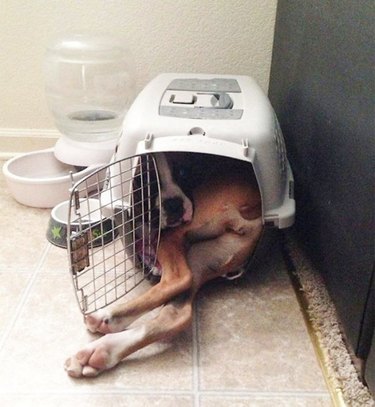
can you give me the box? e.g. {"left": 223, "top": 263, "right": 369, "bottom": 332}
{"left": 67, "top": 153, "right": 162, "bottom": 315}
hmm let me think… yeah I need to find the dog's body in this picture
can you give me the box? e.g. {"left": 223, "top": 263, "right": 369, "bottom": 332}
{"left": 65, "top": 153, "right": 263, "bottom": 377}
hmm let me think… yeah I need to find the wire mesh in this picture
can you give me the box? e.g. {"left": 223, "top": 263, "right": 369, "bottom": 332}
{"left": 67, "top": 154, "right": 161, "bottom": 315}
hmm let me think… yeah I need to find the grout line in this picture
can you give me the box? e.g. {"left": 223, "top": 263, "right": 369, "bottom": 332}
{"left": 35, "top": 242, "right": 53, "bottom": 273}
{"left": 194, "top": 390, "right": 332, "bottom": 398}
{"left": 0, "top": 389, "right": 195, "bottom": 397}
{"left": 192, "top": 301, "right": 201, "bottom": 407}
{"left": 0, "top": 243, "right": 50, "bottom": 354}
{"left": 0, "top": 389, "right": 332, "bottom": 398}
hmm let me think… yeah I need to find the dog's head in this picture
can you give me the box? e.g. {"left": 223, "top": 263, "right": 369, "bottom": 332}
{"left": 154, "top": 152, "right": 195, "bottom": 229}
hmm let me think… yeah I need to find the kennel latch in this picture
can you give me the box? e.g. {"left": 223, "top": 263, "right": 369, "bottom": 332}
{"left": 69, "top": 231, "right": 90, "bottom": 274}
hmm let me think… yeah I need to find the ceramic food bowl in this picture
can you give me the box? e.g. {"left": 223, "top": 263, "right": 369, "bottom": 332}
{"left": 46, "top": 199, "right": 115, "bottom": 248}
{"left": 2, "top": 148, "right": 105, "bottom": 208}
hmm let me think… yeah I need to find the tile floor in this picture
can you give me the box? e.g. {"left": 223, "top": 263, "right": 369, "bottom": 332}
{"left": 0, "top": 163, "right": 332, "bottom": 406}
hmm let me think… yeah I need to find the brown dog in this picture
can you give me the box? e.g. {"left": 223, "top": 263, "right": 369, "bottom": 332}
{"left": 65, "top": 154, "right": 263, "bottom": 377}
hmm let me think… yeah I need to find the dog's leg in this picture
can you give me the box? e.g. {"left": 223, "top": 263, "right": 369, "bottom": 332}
{"left": 186, "top": 207, "right": 252, "bottom": 244}
{"left": 85, "top": 233, "right": 193, "bottom": 334}
{"left": 65, "top": 294, "right": 193, "bottom": 378}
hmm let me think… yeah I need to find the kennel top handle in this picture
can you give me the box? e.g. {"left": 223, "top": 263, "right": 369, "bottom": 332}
{"left": 114, "top": 73, "right": 295, "bottom": 229}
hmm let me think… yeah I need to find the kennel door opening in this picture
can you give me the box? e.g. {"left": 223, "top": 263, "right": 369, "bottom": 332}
{"left": 67, "top": 154, "right": 161, "bottom": 315}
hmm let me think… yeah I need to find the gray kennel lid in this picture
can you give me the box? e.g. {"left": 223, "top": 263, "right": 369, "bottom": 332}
{"left": 114, "top": 73, "right": 295, "bottom": 229}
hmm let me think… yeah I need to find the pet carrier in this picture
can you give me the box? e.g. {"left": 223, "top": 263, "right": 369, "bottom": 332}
{"left": 67, "top": 73, "right": 295, "bottom": 314}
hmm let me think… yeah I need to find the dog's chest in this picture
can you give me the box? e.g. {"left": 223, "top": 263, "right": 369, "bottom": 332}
{"left": 192, "top": 177, "right": 260, "bottom": 221}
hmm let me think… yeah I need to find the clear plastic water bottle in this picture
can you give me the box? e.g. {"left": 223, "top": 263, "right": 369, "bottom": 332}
{"left": 44, "top": 34, "right": 135, "bottom": 143}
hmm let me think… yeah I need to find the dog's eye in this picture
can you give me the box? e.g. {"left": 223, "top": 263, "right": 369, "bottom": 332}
{"left": 178, "top": 168, "right": 187, "bottom": 179}
{"left": 173, "top": 166, "right": 189, "bottom": 182}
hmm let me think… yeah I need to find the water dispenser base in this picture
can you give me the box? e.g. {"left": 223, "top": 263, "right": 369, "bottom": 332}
{"left": 54, "top": 135, "right": 117, "bottom": 166}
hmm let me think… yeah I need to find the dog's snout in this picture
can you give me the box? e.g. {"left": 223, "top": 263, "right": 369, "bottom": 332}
{"left": 163, "top": 197, "right": 184, "bottom": 215}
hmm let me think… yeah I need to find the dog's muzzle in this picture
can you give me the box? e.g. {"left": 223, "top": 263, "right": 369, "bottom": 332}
{"left": 163, "top": 197, "right": 184, "bottom": 223}
{"left": 163, "top": 196, "right": 193, "bottom": 227}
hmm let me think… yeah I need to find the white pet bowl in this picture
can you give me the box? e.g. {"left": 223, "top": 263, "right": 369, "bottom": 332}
{"left": 2, "top": 148, "right": 105, "bottom": 208}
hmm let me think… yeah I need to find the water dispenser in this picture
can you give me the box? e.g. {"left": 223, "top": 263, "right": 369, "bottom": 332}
{"left": 44, "top": 33, "right": 135, "bottom": 166}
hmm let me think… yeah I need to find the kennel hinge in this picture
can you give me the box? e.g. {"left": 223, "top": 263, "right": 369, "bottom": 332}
{"left": 69, "top": 231, "right": 90, "bottom": 274}
{"left": 81, "top": 292, "right": 88, "bottom": 313}
{"left": 242, "top": 138, "right": 249, "bottom": 156}
{"left": 241, "top": 139, "right": 255, "bottom": 160}
{"left": 144, "top": 133, "right": 154, "bottom": 149}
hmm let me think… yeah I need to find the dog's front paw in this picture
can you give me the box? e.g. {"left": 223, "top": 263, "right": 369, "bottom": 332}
{"left": 85, "top": 309, "right": 113, "bottom": 334}
{"left": 85, "top": 308, "right": 136, "bottom": 334}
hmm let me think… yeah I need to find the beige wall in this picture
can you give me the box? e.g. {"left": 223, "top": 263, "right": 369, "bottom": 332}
{"left": 0, "top": 0, "right": 277, "bottom": 150}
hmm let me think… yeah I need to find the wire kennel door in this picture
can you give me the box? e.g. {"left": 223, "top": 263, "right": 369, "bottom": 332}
{"left": 67, "top": 154, "right": 161, "bottom": 315}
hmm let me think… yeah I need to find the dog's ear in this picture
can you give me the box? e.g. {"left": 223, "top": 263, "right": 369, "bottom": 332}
{"left": 132, "top": 155, "right": 159, "bottom": 224}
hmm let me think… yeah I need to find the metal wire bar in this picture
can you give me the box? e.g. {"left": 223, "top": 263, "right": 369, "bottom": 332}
{"left": 67, "top": 154, "right": 161, "bottom": 315}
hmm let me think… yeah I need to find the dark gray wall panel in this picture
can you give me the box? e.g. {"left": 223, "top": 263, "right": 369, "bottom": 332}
{"left": 268, "top": 0, "right": 374, "bottom": 370}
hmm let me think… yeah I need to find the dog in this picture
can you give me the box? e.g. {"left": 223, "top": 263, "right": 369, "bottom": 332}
{"left": 154, "top": 152, "right": 194, "bottom": 229}
{"left": 65, "top": 153, "right": 263, "bottom": 377}
{"left": 129, "top": 152, "right": 195, "bottom": 277}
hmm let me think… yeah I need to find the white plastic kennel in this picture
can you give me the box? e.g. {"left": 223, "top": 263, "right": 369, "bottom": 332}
{"left": 115, "top": 74, "right": 295, "bottom": 229}
{"left": 67, "top": 73, "right": 295, "bottom": 314}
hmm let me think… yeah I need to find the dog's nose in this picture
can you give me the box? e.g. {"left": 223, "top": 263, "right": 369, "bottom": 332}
{"left": 163, "top": 197, "right": 184, "bottom": 216}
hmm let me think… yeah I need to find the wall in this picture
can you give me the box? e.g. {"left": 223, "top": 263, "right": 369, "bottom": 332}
{"left": 269, "top": 0, "right": 374, "bottom": 390}
{"left": 0, "top": 0, "right": 277, "bottom": 156}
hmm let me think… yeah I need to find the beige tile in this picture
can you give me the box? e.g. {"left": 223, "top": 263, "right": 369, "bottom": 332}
{"left": 0, "top": 273, "right": 193, "bottom": 393}
{"left": 0, "top": 182, "right": 50, "bottom": 271}
{"left": 0, "top": 272, "right": 32, "bottom": 337}
{"left": 200, "top": 395, "right": 332, "bottom": 407}
{"left": 39, "top": 243, "right": 70, "bottom": 273}
{"left": 197, "top": 249, "right": 328, "bottom": 393}
{"left": 0, "top": 394, "right": 193, "bottom": 407}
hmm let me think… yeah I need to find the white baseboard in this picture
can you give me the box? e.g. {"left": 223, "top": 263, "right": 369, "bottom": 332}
{"left": 0, "top": 128, "right": 60, "bottom": 159}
